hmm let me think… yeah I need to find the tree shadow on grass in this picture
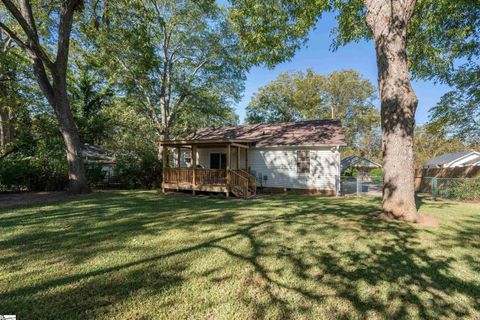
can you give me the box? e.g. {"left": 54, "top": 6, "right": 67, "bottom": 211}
{"left": 0, "top": 191, "right": 479, "bottom": 319}
{"left": 213, "top": 199, "right": 479, "bottom": 319}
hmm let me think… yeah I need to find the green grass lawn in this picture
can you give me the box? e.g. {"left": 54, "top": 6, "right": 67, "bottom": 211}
{"left": 0, "top": 191, "right": 479, "bottom": 319}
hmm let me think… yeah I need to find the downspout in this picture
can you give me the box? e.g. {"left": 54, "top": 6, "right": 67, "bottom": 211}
{"left": 336, "top": 145, "right": 340, "bottom": 197}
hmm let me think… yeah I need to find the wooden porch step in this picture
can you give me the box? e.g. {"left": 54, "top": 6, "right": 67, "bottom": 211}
{"left": 231, "top": 186, "right": 256, "bottom": 199}
{"left": 231, "top": 185, "right": 244, "bottom": 198}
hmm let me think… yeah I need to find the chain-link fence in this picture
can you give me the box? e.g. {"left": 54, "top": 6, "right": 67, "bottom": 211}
{"left": 340, "top": 175, "right": 383, "bottom": 197}
{"left": 341, "top": 175, "right": 480, "bottom": 201}
{"left": 415, "top": 176, "right": 480, "bottom": 201}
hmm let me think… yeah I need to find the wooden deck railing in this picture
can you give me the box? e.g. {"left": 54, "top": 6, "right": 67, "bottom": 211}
{"left": 196, "top": 168, "right": 227, "bottom": 185}
{"left": 163, "top": 168, "right": 255, "bottom": 198}
{"left": 163, "top": 168, "right": 194, "bottom": 184}
{"left": 163, "top": 168, "right": 227, "bottom": 185}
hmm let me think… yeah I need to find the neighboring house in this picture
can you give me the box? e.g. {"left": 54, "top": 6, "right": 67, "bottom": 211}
{"left": 160, "top": 120, "right": 346, "bottom": 198}
{"left": 424, "top": 151, "right": 480, "bottom": 168}
{"left": 340, "top": 155, "right": 382, "bottom": 175}
{"left": 82, "top": 144, "right": 116, "bottom": 179}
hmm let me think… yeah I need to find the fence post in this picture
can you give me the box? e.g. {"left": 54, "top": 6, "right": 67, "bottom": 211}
{"left": 335, "top": 175, "right": 340, "bottom": 197}
{"left": 432, "top": 177, "right": 437, "bottom": 201}
{"left": 356, "top": 175, "right": 361, "bottom": 198}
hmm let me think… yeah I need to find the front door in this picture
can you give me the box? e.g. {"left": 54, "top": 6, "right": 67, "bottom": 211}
{"left": 210, "top": 153, "right": 227, "bottom": 169}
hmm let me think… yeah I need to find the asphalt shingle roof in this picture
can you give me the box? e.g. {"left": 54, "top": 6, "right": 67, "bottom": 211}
{"left": 186, "top": 120, "right": 346, "bottom": 147}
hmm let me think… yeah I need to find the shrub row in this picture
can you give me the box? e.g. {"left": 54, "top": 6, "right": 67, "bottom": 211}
{"left": 0, "top": 157, "right": 162, "bottom": 192}
{"left": 439, "top": 178, "right": 480, "bottom": 201}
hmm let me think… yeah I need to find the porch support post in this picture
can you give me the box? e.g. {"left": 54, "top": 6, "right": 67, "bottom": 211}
{"left": 176, "top": 147, "right": 181, "bottom": 168}
{"left": 245, "top": 148, "right": 249, "bottom": 172}
{"left": 226, "top": 143, "right": 231, "bottom": 197}
{"left": 236, "top": 146, "right": 240, "bottom": 170}
{"left": 175, "top": 147, "right": 180, "bottom": 191}
{"left": 162, "top": 145, "right": 167, "bottom": 193}
{"left": 192, "top": 145, "right": 197, "bottom": 196}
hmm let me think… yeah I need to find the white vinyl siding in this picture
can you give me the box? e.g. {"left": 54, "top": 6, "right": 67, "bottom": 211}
{"left": 194, "top": 146, "right": 340, "bottom": 191}
{"left": 249, "top": 147, "right": 339, "bottom": 191}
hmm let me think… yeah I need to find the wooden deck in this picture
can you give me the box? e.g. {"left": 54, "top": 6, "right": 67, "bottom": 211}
{"left": 162, "top": 168, "right": 256, "bottom": 199}
{"left": 160, "top": 139, "right": 255, "bottom": 198}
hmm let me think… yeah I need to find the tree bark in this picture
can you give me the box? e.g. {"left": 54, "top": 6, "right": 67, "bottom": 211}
{"left": 365, "top": 0, "right": 420, "bottom": 221}
{"left": 0, "top": 82, "right": 11, "bottom": 147}
{"left": 0, "top": 106, "right": 11, "bottom": 147}
{"left": 0, "top": 45, "right": 13, "bottom": 148}
{"left": 53, "top": 74, "right": 90, "bottom": 194}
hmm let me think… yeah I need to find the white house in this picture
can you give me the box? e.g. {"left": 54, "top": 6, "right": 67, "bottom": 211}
{"left": 161, "top": 120, "right": 346, "bottom": 197}
{"left": 424, "top": 151, "right": 480, "bottom": 168}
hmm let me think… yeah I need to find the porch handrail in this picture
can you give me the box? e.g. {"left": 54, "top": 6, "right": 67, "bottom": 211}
{"left": 230, "top": 169, "right": 249, "bottom": 199}
{"left": 237, "top": 169, "right": 257, "bottom": 196}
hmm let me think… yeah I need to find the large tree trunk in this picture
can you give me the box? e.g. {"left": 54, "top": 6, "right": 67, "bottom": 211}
{"left": 365, "top": 0, "right": 420, "bottom": 222}
{"left": 52, "top": 75, "right": 90, "bottom": 194}
{"left": 157, "top": 126, "right": 169, "bottom": 162}
{"left": 34, "top": 68, "right": 90, "bottom": 194}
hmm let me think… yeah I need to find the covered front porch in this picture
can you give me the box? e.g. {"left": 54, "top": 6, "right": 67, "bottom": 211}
{"left": 160, "top": 139, "right": 256, "bottom": 199}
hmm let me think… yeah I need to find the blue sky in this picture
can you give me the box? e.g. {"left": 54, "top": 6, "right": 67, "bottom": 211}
{"left": 233, "top": 12, "right": 452, "bottom": 124}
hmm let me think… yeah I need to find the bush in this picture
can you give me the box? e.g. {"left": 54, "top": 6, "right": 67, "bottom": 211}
{"left": 440, "top": 178, "right": 480, "bottom": 200}
{"left": 85, "top": 163, "right": 107, "bottom": 185}
{"left": 0, "top": 157, "right": 68, "bottom": 192}
{"left": 113, "top": 153, "right": 162, "bottom": 189}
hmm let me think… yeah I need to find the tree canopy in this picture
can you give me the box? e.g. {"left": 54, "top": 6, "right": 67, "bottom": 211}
{"left": 87, "top": 0, "right": 247, "bottom": 147}
{"left": 413, "top": 124, "right": 467, "bottom": 169}
{"left": 229, "top": 0, "right": 479, "bottom": 83}
{"left": 0, "top": 0, "right": 249, "bottom": 190}
{"left": 427, "top": 65, "right": 479, "bottom": 146}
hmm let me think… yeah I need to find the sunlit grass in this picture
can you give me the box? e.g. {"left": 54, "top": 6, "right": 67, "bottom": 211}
{"left": 0, "top": 190, "right": 479, "bottom": 319}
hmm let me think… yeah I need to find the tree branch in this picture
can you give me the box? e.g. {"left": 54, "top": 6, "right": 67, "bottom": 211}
{"left": 1, "top": 0, "right": 55, "bottom": 69}
{"left": 187, "top": 59, "right": 208, "bottom": 83}
{"left": 2, "top": 36, "right": 13, "bottom": 53}
{"left": 18, "top": 0, "right": 39, "bottom": 40}
{"left": 56, "top": 0, "right": 80, "bottom": 73}
{"left": 404, "top": 0, "right": 417, "bottom": 25}
{"left": 167, "top": 58, "right": 208, "bottom": 123}
{"left": 114, "top": 56, "right": 158, "bottom": 110}
{"left": 0, "top": 22, "right": 32, "bottom": 55}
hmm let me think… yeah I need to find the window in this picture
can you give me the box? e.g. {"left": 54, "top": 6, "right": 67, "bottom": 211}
{"left": 184, "top": 151, "right": 191, "bottom": 164}
{"left": 297, "top": 150, "right": 310, "bottom": 173}
{"left": 210, "top": 153, "right": 227, "bottom": 169}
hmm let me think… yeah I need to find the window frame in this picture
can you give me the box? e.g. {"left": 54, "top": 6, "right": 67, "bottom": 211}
{"left": 296, "top": 150, "right": 310, "bottom": 174}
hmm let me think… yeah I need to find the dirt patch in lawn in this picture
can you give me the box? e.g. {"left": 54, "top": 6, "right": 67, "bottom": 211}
{"left": 377, "top": 211, "right": 439, "bottom": 227}
{"left": 0, "top": 191, "right": 74, "bottom": 209}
